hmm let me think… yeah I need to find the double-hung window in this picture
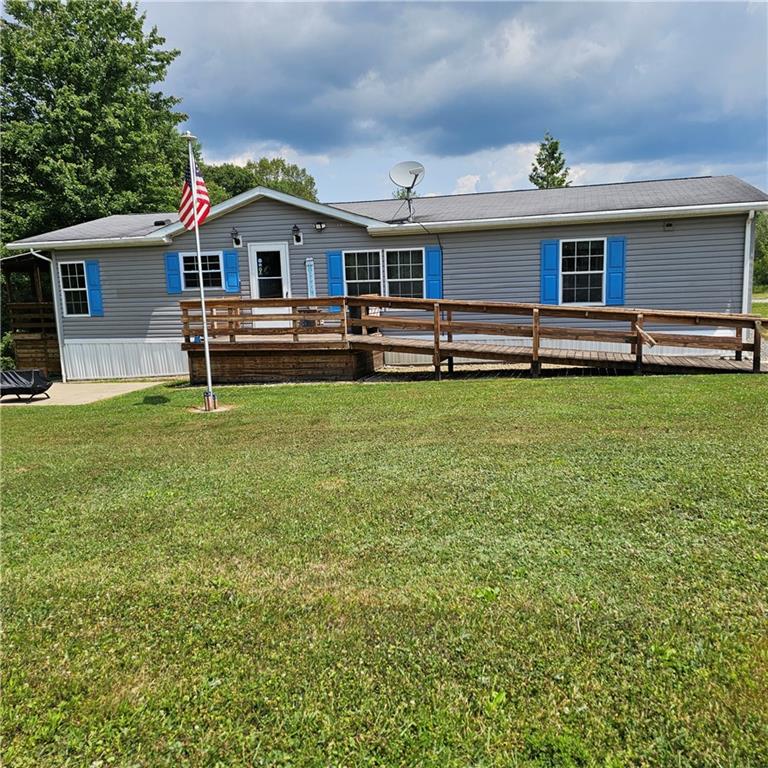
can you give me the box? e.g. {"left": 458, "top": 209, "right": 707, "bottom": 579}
{"left": 384, "top": 249, "right": 424, "bottom": 298}
{"left": 343, "top": 251, "right": 382, "bottom": 296}
{"left": 342, "top": 248, "right": 426, "bottom": 298}
{"left": 59, "top": 262, "right": 90, "bottom": 316}
{"left": 561, "top": 239, "right": 605, "bottom": 304}
{"left": 181, "top": 252, "right": 223, "bottom": 290}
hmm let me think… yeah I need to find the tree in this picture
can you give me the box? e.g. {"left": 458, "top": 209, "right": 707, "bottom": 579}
{"left": 391, "top": 187, "right": 419, "bottom": 200}
{"left": 1, "top": 0, "right": 187, "bottom": 246}
{"left": 754, "top": 211, "right": 768, "bottom": 288}
{"left": 201, "top": 157, "right": 318, "bottom": 204}
{"left": 529, "top": 132, "right": 571, "bottom": 189}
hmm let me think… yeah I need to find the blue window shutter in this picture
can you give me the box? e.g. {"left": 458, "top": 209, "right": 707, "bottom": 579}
{"left": 222, "top": 250, "right": 240, "bottom": 293}
{"left": 605, "top": 237, "right": 626, "bottom": 305}
{"left": 425, "top": 245, "right": 443, "bottom": 299}
{"left": 540, "top": 240, "right": 559, "bottom": 304}
{"left": 164, "top": 252, "right": 182, "bottom": 294}
{"left": 84, "top": 259, "right": 103, "bottom": 317}
{"left": 326, "top": 251, "right": 343, "bottom": 296}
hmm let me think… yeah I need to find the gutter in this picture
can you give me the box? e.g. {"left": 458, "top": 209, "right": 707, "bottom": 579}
{"left": 6, "top": 234, "right": 173, "bottom": 251}
{"left": 38, "top": 249, "right": 69, "bottom": 383}
{"left": 367, "top": 200, "right": 768, "bottom": 236}
{"left": 742, "top": 210, "right": 756, "bottom": 314}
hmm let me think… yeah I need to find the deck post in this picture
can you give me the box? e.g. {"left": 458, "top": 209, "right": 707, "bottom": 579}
{"left": 229, "top": 305, "right": 237, "bottom": 343}
{"left": 446, "top": 309, "right": 454, "bottom": 374}
{"left": 182, "top": 306, "right": 190, "bottom": 343}
{"left": 633, "top": 313, "right": 644, "bottom": 374}
{"left": 753, "top": 321, "right": 762, "bottom": 373}
{"left": 341, "top": 298, "right": 348, "bottom": 341}
{"left": 433, "top": 303, "right": 442, "bottom": 380}
{"left": 531, "top": 307, "right": 541, "bottom": 377}
{"left": 735, "top": 326, "right": 742, "bottom": 361}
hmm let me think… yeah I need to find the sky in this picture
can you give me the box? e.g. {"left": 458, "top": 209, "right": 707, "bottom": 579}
{"left": 142, "top": 1, "right": 768, "bottom": 201}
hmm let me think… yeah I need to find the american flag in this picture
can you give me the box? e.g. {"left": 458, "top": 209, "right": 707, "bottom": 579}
{"left": 179, "top": 160, "right": 211, "bottom": 230}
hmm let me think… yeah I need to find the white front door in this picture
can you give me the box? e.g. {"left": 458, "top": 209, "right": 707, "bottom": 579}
{"left": 248, "top": 242, "right": 291, "bottom": 325}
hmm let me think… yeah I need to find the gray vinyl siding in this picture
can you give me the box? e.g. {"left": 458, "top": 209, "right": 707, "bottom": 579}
{"left": 440, "top": 216, "right": 746, "bottom": 313}
{"left": 52, "top": 197, "right": 748, "bottom": 342}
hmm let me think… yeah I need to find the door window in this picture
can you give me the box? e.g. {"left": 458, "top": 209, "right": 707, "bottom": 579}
{"left": 256, "top": 251, "right": 283, "bottom": 298}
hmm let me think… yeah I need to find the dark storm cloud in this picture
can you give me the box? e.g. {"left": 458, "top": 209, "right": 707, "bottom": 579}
{"left": 143, "top": 1, "right": 767, "bottom": 180}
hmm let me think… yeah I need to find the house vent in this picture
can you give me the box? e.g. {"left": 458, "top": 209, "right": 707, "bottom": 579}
{"left": 154, "top": 219, "right": 172, "bottom": 226}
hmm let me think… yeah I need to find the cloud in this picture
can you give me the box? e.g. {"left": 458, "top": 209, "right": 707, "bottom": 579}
{"left": 207, "top": 141, "right": 330, "bottom": 169}
{"left": 453, "top": 174, "right": 481, "bottom": 195}
{"left": 141, "top": 1, "right": 768, "bottom": 198}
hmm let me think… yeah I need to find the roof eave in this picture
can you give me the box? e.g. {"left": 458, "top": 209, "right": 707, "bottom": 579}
{"left": 152, "top": 186, "right": 385, "bottom": 239}
{"left": 366, "top": 201, "right": 768, "bottom": 236}
{"left": 6, "top": 187, "right": 386, "bottom": 251}
{"left": 5, "top": 235, "right": 173, "bottom": 251}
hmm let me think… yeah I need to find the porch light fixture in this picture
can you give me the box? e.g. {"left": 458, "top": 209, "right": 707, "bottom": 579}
{"left": 230, "top": 227, "right": 242, "bottom": 247}
{"left": 292, "top": 224, "right": 303, "bottom": 245}
{"left": 314, "top": 221, "right": 327, "bottom": 232}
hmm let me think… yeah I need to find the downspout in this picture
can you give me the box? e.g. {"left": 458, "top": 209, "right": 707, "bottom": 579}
{"left": 742, "top": 211, "right": 755, "bottom": 314}
{"left": 38, "top": 249, "right": 68, "bottom": 382}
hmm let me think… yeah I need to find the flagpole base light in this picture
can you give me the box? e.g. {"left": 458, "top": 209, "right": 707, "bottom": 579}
{"left": 204, "top": 391, "right": 217, "bottom": 411}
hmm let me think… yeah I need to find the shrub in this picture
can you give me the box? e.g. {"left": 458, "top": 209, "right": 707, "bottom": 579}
{"left": 1, "top": 332, "right": 16, "bottom": 370}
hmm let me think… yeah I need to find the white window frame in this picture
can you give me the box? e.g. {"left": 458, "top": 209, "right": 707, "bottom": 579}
{"left": 179, "top": 251, "right": 224, "bottom": 291}
{"left": 559, "top": 237, "right": 607, "bottom": 306}
{"left": 341, "top": 247, "right": 426, "bottom": 299}
{"left": 383, "top": 247, "right": 426, "bottom": 299}
{"left": 342, "top": 249, "right": 383, "bottom": 296}
{"left": 58, "top": 260, "right": 90, "bottom": 317}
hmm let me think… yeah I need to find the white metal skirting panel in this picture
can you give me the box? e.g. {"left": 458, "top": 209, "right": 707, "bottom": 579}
{"left": 383, "top": 331, "right": 736, "bottom": 366}
{"left": 63, "top": 339, "right": 189, "bottom": 380}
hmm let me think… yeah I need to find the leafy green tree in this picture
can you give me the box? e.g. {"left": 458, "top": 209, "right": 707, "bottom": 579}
{"left": 529, "top": 132, "right": 571, "bottom": 189}
{"left": 391, "top": 187, "right": 419, "bottom": 200}
{"left": 1, "top": 0, "right": 187, "bottom": 245}
{"left": 754, "top": 211, "right": 768, "bottom": 288}
{"left": 201, "top": 157, "right": 318, "bottom": 204}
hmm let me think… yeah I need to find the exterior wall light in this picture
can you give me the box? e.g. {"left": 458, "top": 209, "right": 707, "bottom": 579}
{"left": 292, "top": 224, "right": 303, "bottom": 245}
{"left": 230, "top": 227, "right": 242, "bottom": 247}
{"left": 314, "top": 222, "right": 327, "bottom": 232}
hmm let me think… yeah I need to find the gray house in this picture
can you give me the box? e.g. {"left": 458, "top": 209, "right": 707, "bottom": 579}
{"left": 5, "top": 174, "right": 767, "bottom": 380}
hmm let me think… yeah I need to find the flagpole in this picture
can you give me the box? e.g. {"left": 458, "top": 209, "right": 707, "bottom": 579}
{"left": 183, "top": 131, "right": 215, "bottom": 411}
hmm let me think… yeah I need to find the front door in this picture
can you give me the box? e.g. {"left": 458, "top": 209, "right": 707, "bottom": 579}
{"left": 248, "top": 242, "right": 291, "bottom": 325}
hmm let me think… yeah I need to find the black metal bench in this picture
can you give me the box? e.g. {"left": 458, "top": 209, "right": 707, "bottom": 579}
{"left": 0, "top": 369, "right": 53, "bottom": 403}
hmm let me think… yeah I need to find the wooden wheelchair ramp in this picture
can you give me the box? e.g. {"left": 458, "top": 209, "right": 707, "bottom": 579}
{"left": 180, "top": 296, "right": 765, "bottom": 383}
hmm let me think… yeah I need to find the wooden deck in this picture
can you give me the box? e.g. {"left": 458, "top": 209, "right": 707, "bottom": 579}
{"left": 180, "top": 296, "right": 765, "bottom": 382}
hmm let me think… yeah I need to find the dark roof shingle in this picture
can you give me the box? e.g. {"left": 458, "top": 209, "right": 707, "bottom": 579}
{"left": 328, "top": 175, "right": 768, "bottom": 223}
{"left": 8, "top": 175, "right": 767, "bottom": 246}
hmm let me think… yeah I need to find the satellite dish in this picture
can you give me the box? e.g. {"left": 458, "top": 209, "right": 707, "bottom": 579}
{"left": 389, "top": 161, "right": 425, "bottom": 191}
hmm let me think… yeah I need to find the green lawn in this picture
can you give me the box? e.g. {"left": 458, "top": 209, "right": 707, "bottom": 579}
{"left": 751, "top": 300, "right": 768, "bottom": 318}
{"left": 3, "top": 375, "right": 768, "bottom": 767}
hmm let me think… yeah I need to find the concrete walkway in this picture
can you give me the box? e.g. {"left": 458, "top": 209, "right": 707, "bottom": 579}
{"left": 0, "top": 380, "right": 160, "bottom": 407}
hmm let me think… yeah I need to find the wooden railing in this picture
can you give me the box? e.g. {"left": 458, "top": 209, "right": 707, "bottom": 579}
{"left": 179, "top": 295, "right": 764, "bottom": 374}
{"left": 180, "top": 297, "right": 346, "bottom": 343}
{"left": 346, "top": 295, "right": 763, "bottom": 375}
{"left": 6, "top": 302, "right": 57, "bottom": 335}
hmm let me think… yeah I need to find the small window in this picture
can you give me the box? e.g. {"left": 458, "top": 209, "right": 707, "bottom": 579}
{"left": 385, "top": 249, "right": 424, "bottom": 298}
{"left": 59, "top": 262, "right": 90, "bottom": 316}
{"left": 344, "top": 251, "right": 381, "bottom": 296}
{"left": 561, "top": 239, "right": 605, "bottom": 304}
{"left": 181, "top": 252, "right": 223, "bottom": 289}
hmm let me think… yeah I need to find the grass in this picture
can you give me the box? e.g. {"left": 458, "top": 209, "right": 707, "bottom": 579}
{"left": 2, "top": 375, "right": 768, "bottom": 767}
{"left": 752, "top": 284, "right": 768, "bottom": 316}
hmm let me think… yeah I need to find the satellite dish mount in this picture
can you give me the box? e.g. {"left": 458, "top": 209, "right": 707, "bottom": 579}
{"left": 389, "top": 161, "right": 425, "bottom": 222}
